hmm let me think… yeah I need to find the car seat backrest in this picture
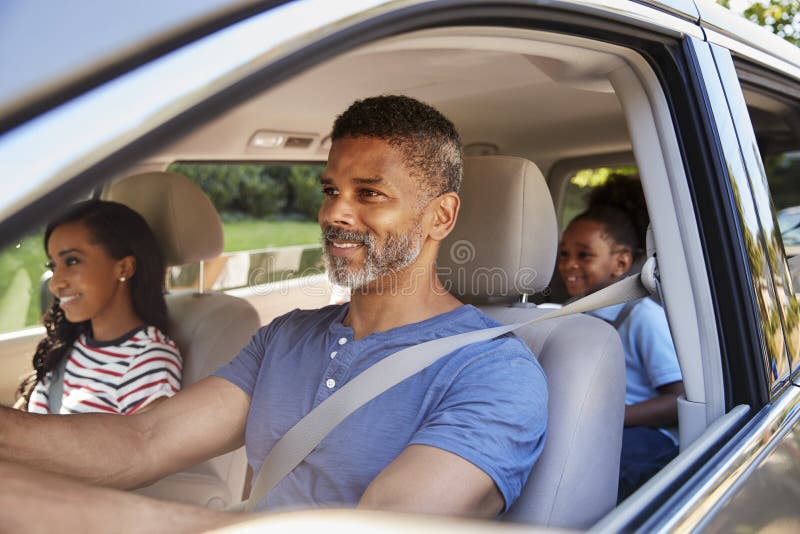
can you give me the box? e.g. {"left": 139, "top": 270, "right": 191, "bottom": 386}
{"left": 105, "top": 171, "right": 260, "bottom": 509}
{"left": 439, "top": 156, "right": 626, "bottom": 529}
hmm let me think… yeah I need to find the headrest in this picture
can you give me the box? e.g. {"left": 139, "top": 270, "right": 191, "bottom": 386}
{"left": 105, "top": 172, "right": 223, "bottom": 267}
{"left": 439, "top": 156, "right": 557, "bottom": 301}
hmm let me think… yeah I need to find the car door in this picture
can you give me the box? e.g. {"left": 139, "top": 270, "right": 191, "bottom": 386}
{"left": 652, "top": 4, "right": 800, "bottom": 530}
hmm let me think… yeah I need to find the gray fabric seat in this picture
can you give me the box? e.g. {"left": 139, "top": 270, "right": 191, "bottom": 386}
{"left": 105, "top": 171, "right": 260, "bottom": 509}
{"left": 439, "top": 156, "right": 626, "bottom": 529}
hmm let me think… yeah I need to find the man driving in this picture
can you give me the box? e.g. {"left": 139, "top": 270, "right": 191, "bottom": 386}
{"left": 0, "top": 95, "right": 547, "bottom": 531}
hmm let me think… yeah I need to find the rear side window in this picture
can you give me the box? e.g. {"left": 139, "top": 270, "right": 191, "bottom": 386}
{"left": 734, "top": 66, "right": 800, "bottom": 383}
{"left": 559, "top": 165, "right": 638, "bottom": 232}
{"left": 764, "top": 152, "right": 800, "bottom": 256}
{"left": 167, "top": 162, "right": 325, "bottom": 292}
{"left": 737, "top": 83, "right": 800, "bottom": 257}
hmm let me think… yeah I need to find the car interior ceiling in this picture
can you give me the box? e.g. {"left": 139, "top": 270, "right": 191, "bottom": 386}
{"left": 141, "top": 27, "right": 631, "bottom": 174}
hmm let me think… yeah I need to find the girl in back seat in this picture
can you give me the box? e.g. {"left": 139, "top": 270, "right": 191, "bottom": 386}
{"left": 557, "top": 175, "right": 683, "bottom": 503}
{"left": 15, "top": 200, "right": 182, "bottom": 415}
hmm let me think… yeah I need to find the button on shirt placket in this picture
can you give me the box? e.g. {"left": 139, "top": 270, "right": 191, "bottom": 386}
{"left": 318, "top": 335, "right": 352, "bottom": 401}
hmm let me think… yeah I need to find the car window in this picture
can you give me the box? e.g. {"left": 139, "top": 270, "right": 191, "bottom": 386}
{"left": 0, "top": 229, "right": 47, "bottom": 335}
{"left": 736, "top": 84, "right": 800, "bottom": 259}
{"left": 764, "top": 152, "right": 800, "bottom": 256}
{"left": 166, "top": 161, "right": 326, "bottom": 294}
{"left": 559, "top": 165, "right": 639, "bottom": 233}
{"left": 732, "top": 63, "right": 800, "bottom": 384}
{"left": 0, "top": 161, "right": 329, "bottom": 337}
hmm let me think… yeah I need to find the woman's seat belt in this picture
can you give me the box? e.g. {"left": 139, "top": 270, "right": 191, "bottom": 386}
{"left": 47, "top": 355, "right": 69, "bottom": 414}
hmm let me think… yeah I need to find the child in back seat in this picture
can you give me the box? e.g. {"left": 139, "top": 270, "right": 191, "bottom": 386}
{"left": 556, "top": 175, "right": 684, "bottom": 502}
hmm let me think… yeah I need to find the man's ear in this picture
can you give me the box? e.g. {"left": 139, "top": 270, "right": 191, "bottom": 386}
{"left": 612, "top": 249, "right": 633, "bottom": 277}
{"left": 428, "top": 192, "right": 460, "bottom": 241}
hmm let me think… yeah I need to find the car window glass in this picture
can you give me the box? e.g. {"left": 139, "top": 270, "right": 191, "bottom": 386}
{"left": 735, "top": 71, "right": 800, "bottom": 381}
{"left": 763, "top": 152, "right": 800, "bottom": 256}
{"left": 0, "top": 229, "right": 47, "bottom": 335}
{"left": 166, "top": 162, "right": 325, "bottom": 293}
{"left": 559, "top": 165, "right": 638, "bottom": 233}
{"left": 738, "top": 87, "right": 800, "bottom": 259}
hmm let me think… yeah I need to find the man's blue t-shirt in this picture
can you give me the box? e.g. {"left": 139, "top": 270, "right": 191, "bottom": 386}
{"left": 214, "top": 303, "right": 547, "bottom": 513}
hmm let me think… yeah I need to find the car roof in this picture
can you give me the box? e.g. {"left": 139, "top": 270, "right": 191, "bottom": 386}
{"left": 3, "top": 0, "right": 798, "bottom": 136}
{"left": 0, "top": 0, "right": 272, "bottom": 131}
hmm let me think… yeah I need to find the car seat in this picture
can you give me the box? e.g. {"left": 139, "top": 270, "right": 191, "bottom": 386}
{"left": 105, "top": 171, "right": 261, "bottom": 509}
{"left": 438, "top": 156, "right": 626, "bottom": 529}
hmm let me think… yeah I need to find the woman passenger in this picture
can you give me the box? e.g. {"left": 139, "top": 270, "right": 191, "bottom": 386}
{"left": 16, "top": 200, "right": 181, "bottom": 414}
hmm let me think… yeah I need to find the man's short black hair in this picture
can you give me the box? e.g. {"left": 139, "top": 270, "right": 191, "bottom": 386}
{"left": 331, "top": 95, "right": 463, "bottom": 202}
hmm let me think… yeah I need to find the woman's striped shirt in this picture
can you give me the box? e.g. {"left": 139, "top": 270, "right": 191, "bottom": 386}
{"left": 28, "top": 325, "right": 182, "bottom": 415}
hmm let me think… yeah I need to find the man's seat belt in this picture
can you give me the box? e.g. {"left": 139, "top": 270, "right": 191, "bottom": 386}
{"left": 241, "top": 269, "right": 655, "bottom": 512}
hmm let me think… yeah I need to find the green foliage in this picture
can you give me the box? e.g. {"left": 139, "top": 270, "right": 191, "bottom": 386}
{"left": 239, "top": 171, "right": 287, "bottom": 217}
{"left": 560, "top": 166, "right": 638, "bottom": 229}
{"left": 0, "top": 268, "right": 32, "bottom": 332}
{"left": 745, "top": 0, "right": 800, "bottom": 45}
{"left": 719, "top": 0, "right": 800, "bottom": 46}
{"left": 288, "top": 165, "right": 325, "bottom": 220}
{"left": 570, "top": 166, "right": 638, "bottom": 188}
{"left": 0, "top": 231, "right": 47, "bottom": 332}
{"left": 169, "top": 162, "right": 326, "bottom": 220}
{"left": 170, "top": 163, "right": 289, "bottom": 218}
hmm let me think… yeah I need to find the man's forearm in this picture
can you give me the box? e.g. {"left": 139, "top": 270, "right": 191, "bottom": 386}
{"left": 0, "top": 461, "right": 242, "bottom": 534}
{"left": 0, "top": 405, "right": 151, "bottom": 488}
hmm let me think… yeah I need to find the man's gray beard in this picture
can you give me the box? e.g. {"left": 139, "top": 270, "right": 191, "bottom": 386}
{"left": 322, "top": 224, "right": 424, "bottom": 290}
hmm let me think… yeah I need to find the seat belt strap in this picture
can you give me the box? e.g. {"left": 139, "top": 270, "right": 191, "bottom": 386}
{"left": 243, "top": 272, "right": 650, "bottom": 512}
{"left": 48, "top": 356, "right": 68, "bottom": 414}
{"left": 611, "top": 301, "right": 639, "bottom": 329}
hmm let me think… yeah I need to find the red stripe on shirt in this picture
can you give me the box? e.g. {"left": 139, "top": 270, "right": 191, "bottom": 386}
{"left": 32, "top": 401, "right": 49, "bottom": 411}
{"left": 68, "top": 356, "right": 124, "bottom": 377}
{"left": 77, "top": 399, "right": 117, "bottom": 413}
{"left": 125, "top": 398, "right": 149, "bottom": 415}
{"left": 117, "top": 378, "right": 176, "bottom": 402}
{"left": 63, "top": 379, "right": 104, "bottom": 394}
{"left": 129, "top": 356, "right": 180, "bottom": 372}
{"left": 76, "top": 340, "right": 133, "bottom": 358}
